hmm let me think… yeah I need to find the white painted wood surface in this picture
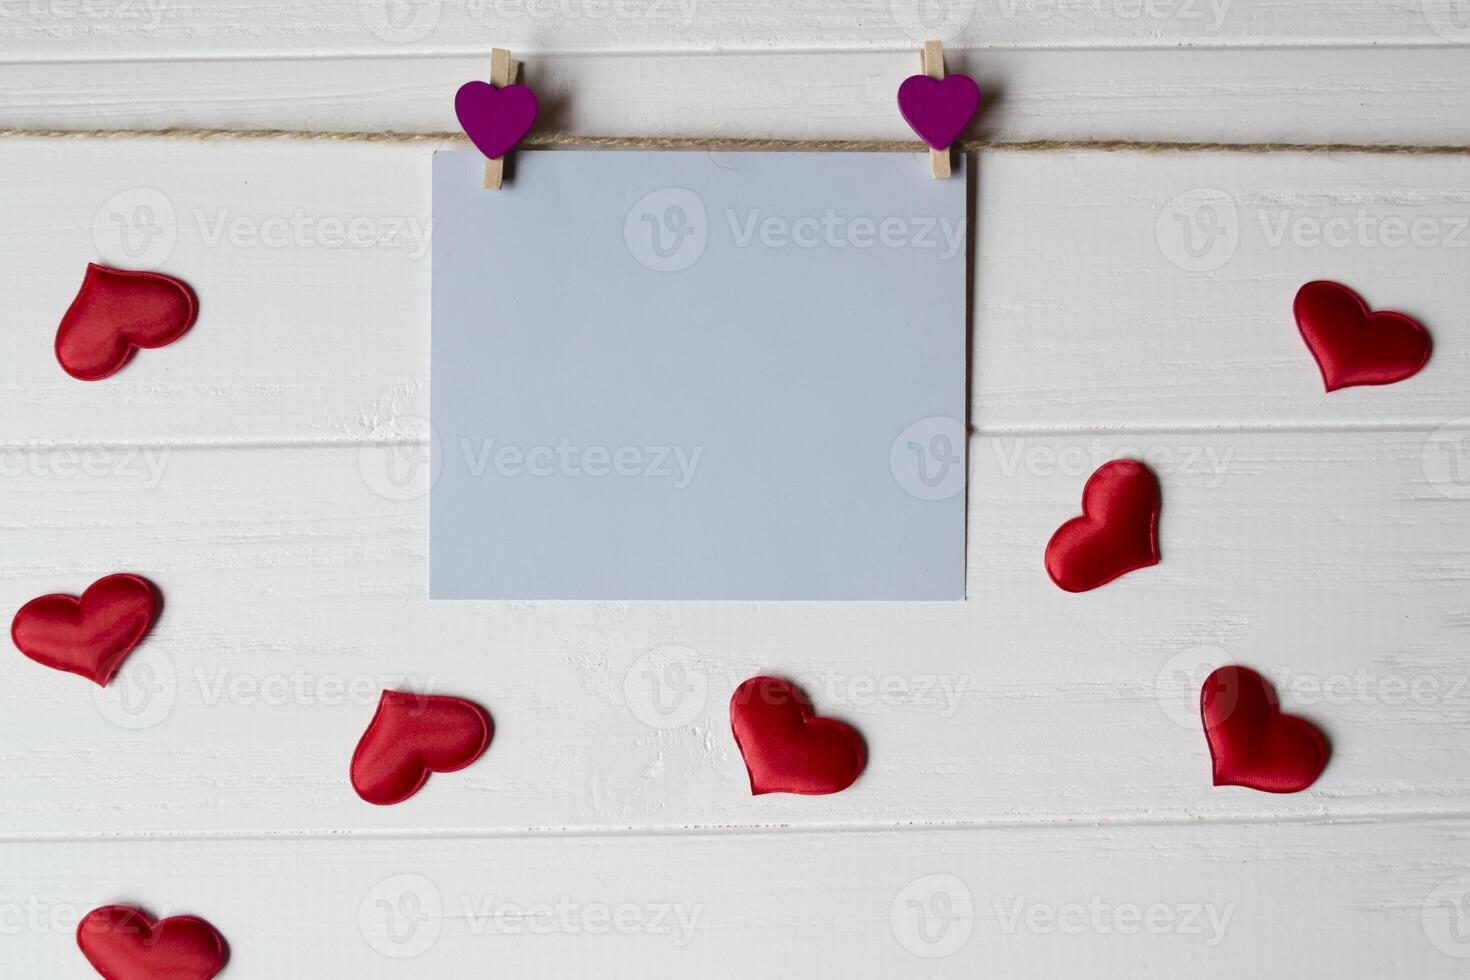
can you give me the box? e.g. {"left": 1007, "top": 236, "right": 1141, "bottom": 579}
{"left": 6, "top": 49, "right": 1470, "bottom": 145}
{"left": 2, "top": 143, "right": 1467, "bottom": 444}
{"left": 4, "top": 820, "right": 1469, "bottom": 977}
{"left": 0, "top": 0, "right": 1467, "bottom": 54}
{"left": 3, "top": 10, "right": 1470, "bottom": 978}
{"left": 0, "top": 430, "right": 1468, "bottom": 836}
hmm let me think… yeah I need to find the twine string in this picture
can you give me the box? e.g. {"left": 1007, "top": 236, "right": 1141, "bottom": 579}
{"left": 1, "top": 127, "right": 1468, "bottom": 156}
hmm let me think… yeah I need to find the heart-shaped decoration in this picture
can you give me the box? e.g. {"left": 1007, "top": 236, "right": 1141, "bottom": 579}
{"left": 77, "top": 905, "right": 226, "bottom": 980}
{"left": 12, "top": 574, "right": 160, "bottom": 686}
{"left": 56, "top": 264, "right": 197, "bottom": 381}
{"left": 351, "top": 690, "right": 492, "bottom": 805}
{"left": 454, "top": 80, "right": 538, "bottom": 161}
{"left": 729, "top": 676, "right": 865, "bottom": 795}
{"left": 1201, "top": 665, "right": 1327, "bottom": 793}
{"left": 1044, "top": 460, "right": 1160, "bottom": 593}
{"left": 897, "top": 74, "right": 980, "bottom": 151}
{"left": 1294, "top": 280, "right": 1430, "bottom": 391}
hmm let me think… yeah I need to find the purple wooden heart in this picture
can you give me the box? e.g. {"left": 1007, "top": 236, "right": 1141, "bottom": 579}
{"left": 897, "top": 74, "right": 979, "bottom": 151}
{"left": 454, "top": 80, "right": 538, "bottom": 160}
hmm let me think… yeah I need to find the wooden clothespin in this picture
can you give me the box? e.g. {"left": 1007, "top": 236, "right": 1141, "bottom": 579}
{"left": 897, "top": 41, "right": 977, "bottom": 180}
{"left": 454, "top": 50, "right": 538, "bottom": 190}
{"left": 921, "top": 41, "right": 951, "bottom": 180}
{"left": 484, "top": 48, "right": 521, "bottom": 190}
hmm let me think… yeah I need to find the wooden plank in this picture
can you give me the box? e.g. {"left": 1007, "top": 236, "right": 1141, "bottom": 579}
{"left": 972, "top": 149, "right": 1470, "bottom": 431}
{"left": 3, "top": 49, "right": 1470, "bottom": 146}
{"left": 3, "top": 820, "right": 1467, "bottom": 976}
{"left": 0, "top": 142, "right": 1466, "bottom": 445}
{"left": 0, "top": 0, "right": 1465, "bottom": 58}
{"left": 0, "top": 430, "right": 1466, "bottom": 836}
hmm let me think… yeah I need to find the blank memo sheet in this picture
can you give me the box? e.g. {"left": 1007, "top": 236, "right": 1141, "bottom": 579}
{"left": 430, "top": 150, "right": 968, "bottom": 600}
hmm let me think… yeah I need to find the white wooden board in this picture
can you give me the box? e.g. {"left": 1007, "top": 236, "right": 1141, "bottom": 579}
{"left": 0, "top": 429, "right": 1466, "bottom": 835}
{"left": 0, "top": 0, "right": 1467, "bottom": 55}
{"left": 0, "top": 142, "right": 1467, "bottom": 445}
{"left": 5, "top": 821, "right": 1469, "bottom": 977}
{"left": 5, "top": 49, "right": 1470, "bottom": 146}
{"left": 3, "top": 17, "right": 1470, "bottom": 979}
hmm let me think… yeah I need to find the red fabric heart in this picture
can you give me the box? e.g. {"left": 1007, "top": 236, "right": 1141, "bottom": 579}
{"left": 76, "top": 905, "right": 225, "bottom": 980}
{"left": 1044, "top": 460, "right": 1160, "bottom": 593}
{"left": 729, "top": 676, "right": 865, "bottom": 795}
{"left": 56, "top": 263, "right": 197, "bottom": 381}
{"left": 351, "top": 690, "right": 492, "bottom": 805}
{"left": 1294, "top": 280, "right": 1430, "bottom": 391}
{"left": 1200, "top": 665, "right": 1328, "bottom": 794}
{"left": 12, "top": 574, "right": 160, "bottom": 686}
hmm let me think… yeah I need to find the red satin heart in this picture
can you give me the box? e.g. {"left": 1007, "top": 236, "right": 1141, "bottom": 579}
{"left": 1200, "top": 665, "right": 1328, "bottom": 794}
{"left": 76, "top": 905, "right": 225, "bottom": 980}
{"left": 729, "top": 676, "right": 865, "bottom": 795}
{"left": 12, "top": 574, "right": 160, "bottom": 686}
{"left": 351, "top": 690, "right": 492, "bottom": 805}
{"left": 1044, "top": 460, "right": 1160, "bottom": 593}
{"left": 1294, "top": 280, "right": 1430, "bottom": 391}
{"left": 56, "top": 263, "right": 197, "bottom": 381}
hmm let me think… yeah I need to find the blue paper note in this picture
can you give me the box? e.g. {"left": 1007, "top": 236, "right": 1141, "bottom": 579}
{"left": 431, "top": 150, "right": 967, "bottom": 599}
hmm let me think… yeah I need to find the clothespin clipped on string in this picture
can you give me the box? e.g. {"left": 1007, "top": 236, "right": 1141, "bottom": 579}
{"left": 454, "top": 48, "right": 539, "bottom": 190}
{"left": 896, "top": 41, "right": 980, "bottom": 179}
